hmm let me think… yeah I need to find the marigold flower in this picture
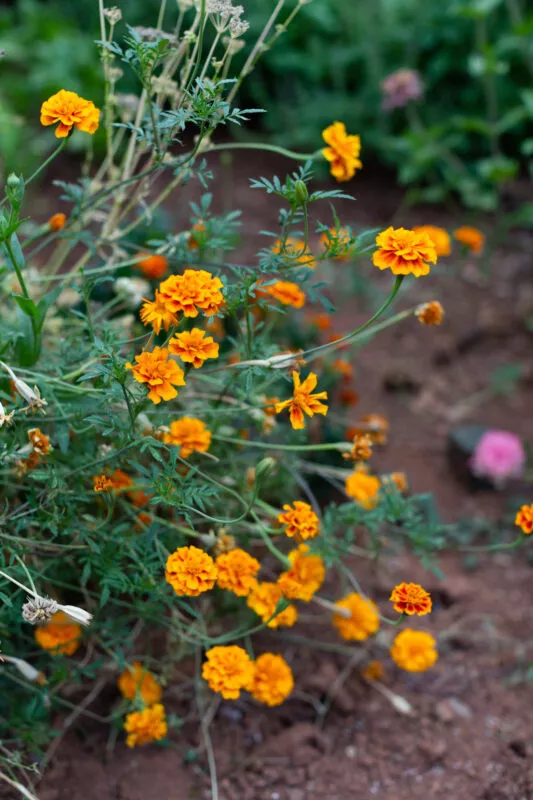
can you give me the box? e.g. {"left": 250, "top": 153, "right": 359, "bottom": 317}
{"left": 352, "top": 414, "right": 389, "bottom": 445}
{"left": 136, "top": 511, "right": 153, "bottom": 529}
{"left": 215, "top": 549, "right": 261, "bottom": 596}
{"left": 454, "top": 226, "right": 484, "bottom": 255}
{"left": 470, "top": 430, "right": 525, "bottom": 487}
{"left": 109, "top": 469, "right": 132, "bottom": 491}
{"left": 94, "top": 474, "right": 114, "bottom": 492}
{"left": 48, "top": 212, "right": 67, "bottom": 232}
{"left": 247, "top": 582, "right": 298, "bottom": 629}
{"left": 339, "top": 387, "right": 359, "bottom": 407}
{"left": 415, "top": 301, "right": 444, "bottom": 326}
{"left": 362, "top": 660, "right": 384, "bottom": 681}
{"left": 308, "top": 312, "right": 332, "bottom": 331}
{"left": 272, "top": 237, "right": 316, "bottom": 269}
{"left": 164, "top": 417, "right": 211, "bottom": 458}
{"left": 14, "top": 452, "right": 40, "bottom": 477}
{"left": 247, "top": 653, "right": 294, "bottom": 706}
{"left": 322, "top": 122, "right": 362, "bottom": 182}
{"left": 390, "top": 583, "right": 432, "bottom": 616}
{"left": 344, "top": 433, "right": 373, "bottom": 462}
{"left": 126, "top": 347, "right": 186, "bottom": 404}
{"left": 159, "top": 269, "right": 224, "bottom": 318}
{"left": 124, "top": 704, "right": 167, "bottom": 748}
{"left": 413, "top": 225, "right": 450, "bottom": 257}
{"left": 202, "top": 645, "right": 255, "bottom": 700}
{"left": 137, "top": 253, "right": 169, "bottom": 279}
{"left": 28, "top": 428, "right": 51, "bottom": 455}
{"left": 139, "top": 292, "right": 178, "bottom": 335}
{"left": 40, "top": 90, "right": 100, "bottom": 138}
{"left": 264, "top": 280, "right": 306, "bottom": 309}
{"left": 373, "top": 227, "right": 437, "bottom": 278}
{"left": 332, "top": 593, "right": 380, "bottom": 641}
{"left": 277, "top": 500, "right": 320, "bottom": 540}
{"left": 34, "top": 611, "right": 81, "bottom": 656}
{"left": 332, "top": 358, "right": 353, "bottom": 381}
{"left": 345, "top": 471, "right": 380, "bottom": 509}
{"left": 386, "top": 472, "right": 408, "bottom": 493}
{"left": 275, "top": 371, "right": 328, "bottom": 431}
{"left": 118, "top": 662, "right": 162, "bottom": 706}
{"left": 320, "top": 226, "right": 353, "bottom": 260}
{"left": 390, "top": 629, "right": 438, "bottom": 672}
{"left": 165, "top": 545, "right": 217, "bottom": 596}
{"left": 515, "top": 504, "right": 533, "bottom": 535}
{"left": 168, "top": 328, "right": 219, "bottom": 368}
{"left": 278, "top": 544, "right": 325, "bottom": 602}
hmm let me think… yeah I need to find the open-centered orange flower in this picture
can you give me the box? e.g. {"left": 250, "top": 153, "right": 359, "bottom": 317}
{"left": 202, "top": 645, "right": 255, "bottom": 700}
{"left": 320, "top": 226, "right": 354, "bottom": 260}
{"left": 277, "top": 500, "right": 320, "bottom": 540}
{"left": 137, "top": 253, "right": 169, "bottom": 279}
{"left": 413, "top": 225, "right": 451, "bottom": 257}
{"left": 345, "top": 471, "right": 380, "bottom": 509}
{"left": 215, "top": 548, "right": 261, "bottom": 596}
{"left": 140, "top": 292, "right": 178, "bottom": 335}
{"left": 165, "top": 545, "right": 217, "bottom": 596}
{"left": 34, "top": 611, "right": 81, "bottom": 656}
{"left": 373, "top": 227, "right": 437, "bottom": 277}
{"left": 454, "top": 226, "right": 484, "bottom": 254}
{"left": 124, "top": 704, "right": 167, "bottom": 748}
{"left": 168, "top": 328, "right": 219, "bottom": 368}
{"left": 40, "top": 90, "right": 100, "bottom": 138}
{"left": 322, "top": 122, "right": 362, "bottom": 182}
{"left": 275, "top": 371, "right": 328, "bottom": 430}
{"left": 94, "top": 474, "right": 114, "bottom": 492}
{"left": 344, "top": 433, "right": 373, "bottom": 462}
{"left": 272, "top": 237, "right": 316, "bottom": 269}
{"left": 118, "top": 662, "right": 162, "bottom": 706}
{"left": 391, "top": 629, "right": 438, "bottom": 672}
{"left": 126, "top": 347, "right": 185, "bottom": 404}
{"left": 158, "top": 269, "right": 224, "bottom": 318}
{"left": 390, "top": 583, "right": 432, "bottom": 616}
{"left": 278, "top": 544, "right": 325, "bottom": 602}
{"left": 164, "top": 417, "right": 211, "bottom": 458}
{"left": 332, "top": 592, "right": 380, "bottom": 641}
{"left": 515, "top": 504, "right": 533, "bottom": 535}
{"left": 48, "top": 213, "right": 67, "bottom": 232}
{"left": 247, "top": 581, "right": 298, "bottom": 629}
{"left": 264, "top": 280, "right": 306, "bottom": 309}
{"left": 247, "top": 653, "right": 294, "bottom": 706}
{"left": 415, "top": 301, "right": 444, "bottom": 326}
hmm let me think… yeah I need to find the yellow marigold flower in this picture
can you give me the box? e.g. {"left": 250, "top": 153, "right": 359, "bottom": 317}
{"left": 322, "top": 121, "right": 362, "bottom": 182}
{"left": 137, "top": 253, "right": 169, "bottom": 279}
{"left": 202, "top": 645, "right": 255, "bottom": 700}
{"left": 215, "top": 548, "right": 261, "bottom": 597}
{"left": 164, "top": 417, "right": 211, "bottom": 458}
{"left": 384, "top": 472, "right": 408, "bottom": 493}
{"left": 247, "top": 581, "right": 298, "bottom": 629}
{"left": 278, "top": 544, "right": 325, "bottom": 602}
{"left": 391, "top": 629, "right": 438, "bottom": 673}
{"left": 34, "top": 611, "right": 81, "bottom": 656}
{"left": 48, "top": 212, "right": 66, "bottom": 232}
{"left": 168, "top": 328, "right": 219, "bottom": 368}
{"left": 247, "top": 653, "right": 294, "bottom": 707}
{"left": 118, "top": 662, "right": 162, "bottom": 706}
{"left": 93, "top": 474, "right": 114, "bottom": 492}
{"left": 139, "top": 292, "right": 178, "bottom": 335}
{"left": 165, "top": 545, "right": 217, "bottom": 596}
{"left": 373, "top": 227, "right": 437, "bottom": 278}
{"left": 343, "top": 433, "right": 373, "bottom": 462}
{"left": 320, "top": 226, "right": 353, "bottom": 260}
{"left": 275, "top": 371, "right": 328, "bottom": 431}
{"left": 415, "top": 301, "right": 444, "bottom": 326}
{"left": 158, "top": 269, "right": 224, "bottom": 318}
{"left": 126, "top": 346, "right": 186, "bottom": 404}
{"left": 390, "top": 582, "right": 432, "bottom": 616}
{"left": 124, "top": 704, "right": 167, "bottom": 748}
{"left": 277, "top": 500, "right": 320, "bottom": 540}
{"left": 332, "top": 593, "right": 380, "bottom": 641}
{"left": 454, "top": 225, "right": 484, "bottom": 255}
{"left": 264, "top": 280, "right": 306, "bottom": 309}
{"left": 27, "top": 428, "right": 51, "bottom": 455}
{"left": 362, "top": 660, "right": 384, "bottom": 681}
{"left": 413, "top": 225, "right": 451, "bottom": 257}
{"left": 40, "top": 90, "right": 100, "bottom": 138}
{"left": 515, "top": 503, "right": 533, "bottom": 535}
{"left": 272, "top": 237, "right": 316, "bottom": 269}
{"left": 345, "top": 471, "right": 380, "bottom": 509}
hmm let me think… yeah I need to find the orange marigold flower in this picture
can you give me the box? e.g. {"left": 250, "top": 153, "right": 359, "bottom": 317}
{"left": 139, "top": 292, "right": 178, "bottom": 335}
{"left": 362, "top": 660, "right": 384, "bottom": 681}
{"left": 126, "top": 347, "right": 186, "bottom": 404}
{"left": 332, "top": 358, "right": 353, "bottom": 381}
{"left": 264, "top": 280, "right": 306, "bottom": 309}
{"left": 247, "top": 582, "right": 298, "bottom": 629}
{"left": 124, "top": 704, "right": 167, "bottom": 748}
{"left": 215, "top": 549, "right": 261, "bottom": 597}
{"left": 343, "top": 433, "right": 373, "bottom": 462}
{"left": 158, "top": 269, "right": 224, "bottom": 318}
{"left": 354, "top": 414, "right": 389, "bottom": 445}
{"left": 277, "top": 500, "right": 320, "bottom": 540}
{"left": 413, "top": 225, "right": 451, "bottom": 257}
{"left": 515, "top": 504, "right": 533, "bottom": 535}
{"left": 164, "top": 417, "right": 211, "bottom": 458}
{"left": 332, "top": 593, "right": 380, "bottom": 641}
{"left": 202, "top": 645, "right": 255, "bottom": 700}
{"left": 415, "top": 301, "right": 444, "bottom": 326}
{"left": 262, "top": 396, "right": 280, "bottom": 417}
{"left": 137, "top": 253, "right": 169, "bottom": 280}
{"left": 165, "top": 545, "right": 217, "bottom": 596}
{"left": 34, "top": 611, "right": 81, "bottom": 656}
{"left": 213, "top": 531, "right": 237, "bottom": 556}
{"left": 28, "top": 428, "right": 51, "bottom": 455}
{"left": 118, "top": 662, "right": 162, "bottom": 706}
{"left": 247, "top": 653, "right": 294, "bottom": 707}
{"left": 136, "top": 511, "right": 153, "bottom": 529}
{"left": 187, "top": 222, "right": 206, "bottom": 249}
{"left": 109, "top": 469, "right": 132, "bottom": 491}
{"left": 308, "top": 312, "right": 332, "bottom": 331}
{"left": 454, "top": 226, "right": 484, "bottom": 255}
{"left": 40, "top": 90, "right": 100, "bottom": 138}
{"left": 168, "top": 328, "right": 219, "bottom": 368}
{"left": 320, "top": 226, "right": 353, "bottom": 260}
{"left": 322, "top": 122, "right": 362, "bottom": 182}
{"left": 94, "top": 474, "right": 114, "bottom": 492}
{"left": 390, "top": 582, "right": 432, "bottom": 616}
{"left": 384, "top": 472, "right": 408, "bottom": 493}
{"left": 345, "top": 471, "right": 380, "bottom": 509}
{"left": 272, "top": 237, "right": 316, "bottom": 269}
{"left": 391, "top": 629, "right": 438, "bottom": 673}
{"left": 48, "top": 212, "right": 66, "bottom": 232}
{"left": 278, "top": 544, "right": 325, "bottom": 602}
{"left": 339, "top": 387, "right": 359, "bottom": 407}
{"left": 373, "top": 227, "right": 437, "bottom": 278}
{"left": 275, "top": 371, "right": 328, "bottom": 431}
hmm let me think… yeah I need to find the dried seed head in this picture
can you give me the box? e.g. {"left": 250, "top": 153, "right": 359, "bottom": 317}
{"left": 0, "top": 362, "right": 47, "bottom": 414}
{"left": 0, "top": 401, "right": 14, "bottom": 428}
{"left": 22, "top": 596, "right": 58, "bottom": 625}
{"left": 103, "top": 6, "right": 122, "bottom": 25}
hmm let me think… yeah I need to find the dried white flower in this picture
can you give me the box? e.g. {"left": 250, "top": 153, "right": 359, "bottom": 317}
{"left": 103, "top": 6, "right": 122, "bottom": 25}
{"left": 0, "top": 401, "right": 14, "bottom": 428}
{"left": 115, "top": 277, "right": 150, "bottom": 309}
{"left": 2, "top": 655, "right": 46, "bottom": 684}
{"left": 22, "top": 596, "right": 58, "bottom": 625}
{"left": 0, "top": 362, "right": 47, "bottom": 414}
{"left": 58, "top": 604, "right": 93, "bottom": 626}
{"left": 229, "top": 17, "right": 249, "bottom": 37}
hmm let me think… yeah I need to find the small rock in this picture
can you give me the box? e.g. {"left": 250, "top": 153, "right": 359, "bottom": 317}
{"left": 435, "top": 697, "right": 473, "bottom": 723}
{"left": 419, "top": 738, "right": 448, "bottom": 763}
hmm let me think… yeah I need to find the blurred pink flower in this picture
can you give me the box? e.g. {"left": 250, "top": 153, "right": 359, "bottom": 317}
{"left": 469, "top": 430, "right": 525, "bottom": 486}
{"left": 381, "top": 69, "right": 423, "bottom": 110}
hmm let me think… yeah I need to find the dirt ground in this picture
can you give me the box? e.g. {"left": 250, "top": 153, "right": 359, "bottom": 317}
{"left": 24, "top": 153, "right": 533, "bottom": 798}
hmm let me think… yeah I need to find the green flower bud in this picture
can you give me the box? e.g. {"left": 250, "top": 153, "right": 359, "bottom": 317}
{"left": 6, "top": 173, "right": 24, "bottom": 207}
{"left": 293, "top": 179, "right": 308, "bottom": 208}
{"left": 255, "top": 456, "right": 277, "bottom": 480}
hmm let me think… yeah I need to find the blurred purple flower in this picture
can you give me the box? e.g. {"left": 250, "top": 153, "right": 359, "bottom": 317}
{"left": 381, "top": 68, "right": 423, "bottom": 110}
{"left": 469, "top": 430, "right": 525, "bottom": 487}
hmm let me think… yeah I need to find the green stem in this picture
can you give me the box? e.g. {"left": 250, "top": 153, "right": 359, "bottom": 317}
{"left": 26, "top": 139, "right": 68, "bottom": 185}
{"left": 212, "top": 434, "right": 351, "bottom": 453}
{"left": 210, "top": 141, "right": 318, "bottom": 162}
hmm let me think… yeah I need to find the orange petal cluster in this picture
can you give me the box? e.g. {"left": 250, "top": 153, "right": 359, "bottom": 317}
{"left": 215, "top": 548, "right": 261, "bottom": 597}
{"left": 277, "top": 500, "right": 320, "bottom": 540}
{"left": 322, "top": 122, "right": 362, "bottom": 182}
{"left": 373, "top": 227, "right": 437, "bottom": 277}
{"left": 126, "top": 346, "right": 185, "bottom": 404}
{"left": 164, "top": 417, "right": 211, "bottom": 458}
{"left": 389, "top": 582, "right": 432, "bottom": 616}
{"left": 159, "top": 269, "right": 224, "bottom": 317}
{"left": 140, "top": 292, "right": 178, "bottom": 335}
{"left": 34, "top": 611, "right": 81, "bottom": 656}
{"left": 40, "top": 90, "right": 100, "bottom": 138}
{"left": 124, "top": 704, "right": 167, "bottom": 748}
{"left": 390, "top": 629, "right": 438, "bottom": 672}
{"left": 247, "top": 653, "right": 294, "bottom": 706}
{"left": 202, "top": 645, "right": 255, "bottom": 700}
{"left": 332, "top": 593, "right": 380, "bottom": 641}
{"left": 275, "top": 371, "right": 328, "bottom": 430}
{"left": 165, "top": 545, "right": 217, "bottom": 596}
{"left": 247, "top": 581, "right": 298, "bottom": 629}
{"left": 168, "top": 328, "right": 219, "bottom": 368}
{"left": 278, "top": 544, "right": 325, "bottom": 602}
{"left": 118, "top": 662, "right": 162, "bottom": 706}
